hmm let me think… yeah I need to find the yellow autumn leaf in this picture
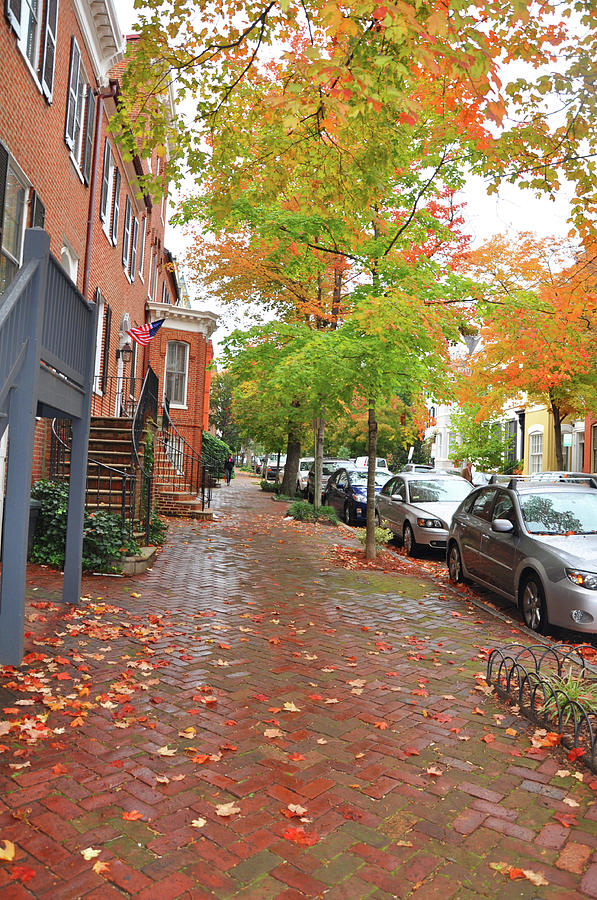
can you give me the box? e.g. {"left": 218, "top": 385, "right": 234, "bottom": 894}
{"left": 93, "top": 860, "right": 110, "bottom": 875}
{"left": 157, "top": 746, "right": 177, "bottom": 756}
{"left": 0, "top": 840, "right": 15, "bottom": 861}
{"left": 191, "top": 818, "right": 206, "bottom": 828}
{"left": 81, "top": 848, "right": 101, "bottom": 861}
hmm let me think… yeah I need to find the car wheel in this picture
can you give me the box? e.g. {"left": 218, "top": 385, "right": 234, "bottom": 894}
{"left": 447, "top": 542, "right": 464, "bottom": 584}
{"left": 520, "top": 574, "right": 548, "bottom": 633}
{"left": 343, "top": 503, "right": 353, "bottom": 525}
{"left": 403, "top": 523, "right": 417, "bottom": 557}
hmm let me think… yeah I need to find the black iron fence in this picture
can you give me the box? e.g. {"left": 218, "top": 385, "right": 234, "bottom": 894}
{"left": 158, "top": 401, "right": 218, "bottom": 510}
{"left": 487, "top": 643, "right": 597, "bottom": 772}
{"left": 131, "top": 367, "right": 159, "bottom": 541}
{"left": 91, "top": 374, "right": 141, "bottom": 419}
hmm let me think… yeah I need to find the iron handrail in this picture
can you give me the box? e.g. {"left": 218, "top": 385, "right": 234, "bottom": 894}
{"left": 50, "top": 418, "right": 137, "bottom": 531}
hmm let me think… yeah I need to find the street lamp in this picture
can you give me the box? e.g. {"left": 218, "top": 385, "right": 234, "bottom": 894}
{"left": 116, "top": 342, "right": 133, "bottom": 364}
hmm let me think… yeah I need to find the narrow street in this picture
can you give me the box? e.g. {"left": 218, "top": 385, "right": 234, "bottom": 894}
{"left": 0, "top": 473, "right": 596, "bottom": 898}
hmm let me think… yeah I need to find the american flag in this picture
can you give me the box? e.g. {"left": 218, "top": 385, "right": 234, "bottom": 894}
{"left": 126, "top": 318, "right": 165, "bottom": 347}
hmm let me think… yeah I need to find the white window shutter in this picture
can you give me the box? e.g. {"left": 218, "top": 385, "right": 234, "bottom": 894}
{"left": 40, "top": 0, "right": 58, "bottom": 100}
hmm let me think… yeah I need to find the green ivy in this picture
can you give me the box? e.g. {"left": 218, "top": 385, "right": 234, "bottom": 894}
{"left": 148, "top": 508, "right": 168, "bottom": 545}
{"left": 30, "top": 480, "right": 139, "bottom": 573}
{"left": 287, "top": 500, "right": 339, "bottom": 524}
{"left": 202, "top": 431, "right": 232, "bottom": 477}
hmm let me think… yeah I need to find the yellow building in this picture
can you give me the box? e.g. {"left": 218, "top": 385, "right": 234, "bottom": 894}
{"left": 523, "top": 404, "right": 586, "bottom": 474}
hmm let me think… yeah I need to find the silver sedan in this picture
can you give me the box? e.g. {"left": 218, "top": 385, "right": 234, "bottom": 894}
{"left": 376, "top": 474, "right": 473, "bottom": 555}
{"left": 447, "top": 480, "right": 597, "bottom": 634}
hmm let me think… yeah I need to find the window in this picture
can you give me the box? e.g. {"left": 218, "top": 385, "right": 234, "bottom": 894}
{"left": 337, "top": 472, "right": 348, "bottom": 489}
{"left": 149, "top": 251, "right": 157, "bottom": 300}
{"left": 161, "top": 280, "right": 169, "bottom": 304}
{"left": 122, "top": 196, "right": 132, "bottom": 271}
{"left": 129, "top": 217, "right": 138, "bottom": 281}
{"left": 470, "top": 488, "right": 498, "bottom": 521}
{"left": 391, "top": 479, "right": 406, "bottom": 501}
{"left": 0, "top": 147, "right": 28, "bottom": 295}
{"left": 529, "top": 432, "right": 543, "bottom": 474}
{"left": 138, "top": 218, "right": 146, "bottom": 278}
{"left": 64, "top": 38, "right": 95, "bottom": 183}
{"left": 60, "top": 240, "right": 78, "bottom": 282}
{"left": 99, "top": 141, "right": 113, "bottom": 225}
{"left": 6, "top": 0, "right": 58, "bottom": 99}
{"left": 492, "top": 493, "right": 516, "bottom": 525}
{"left": 165, "top": 341, "right": 188, "bottom": 407}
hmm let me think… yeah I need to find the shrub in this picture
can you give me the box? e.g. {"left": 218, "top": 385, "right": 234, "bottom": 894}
{"left": 356, "top": 526, "right": 394, "bottom": 551}
{"left": 260, "top": 480, "right": 279, "bottom": 493}
{"left": 30, "top": 480, "right": 138, "bottom": 573}
{"left": 287, "top": 500, "right": 339, "bottom": 524}
{"left": 202, "top": 432, "right": 232, "bottom": 477}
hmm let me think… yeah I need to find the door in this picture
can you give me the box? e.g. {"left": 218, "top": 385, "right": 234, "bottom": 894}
{"left": 481, "top": 492, "right": 519, "bottom": 596}
{"left": 461, "top": 488, "right": 498, "bottom": 576}
{"left": 385, "top": 478, "right": 407, "bottom": 534}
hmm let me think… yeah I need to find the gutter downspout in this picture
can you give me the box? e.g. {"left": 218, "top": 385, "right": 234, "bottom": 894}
{"left": 82, "top": 83, "right": 118, "bottom": 302}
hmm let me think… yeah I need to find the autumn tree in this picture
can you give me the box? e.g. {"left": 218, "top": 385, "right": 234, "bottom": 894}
{"left": 459, "top": 236, "right": 597, "bottom": 470}
{"left": 209, "top": 371, "right": 242, "bottom": 452}
{"left": 115, "top": 0, "right": 597, "bottom": 242}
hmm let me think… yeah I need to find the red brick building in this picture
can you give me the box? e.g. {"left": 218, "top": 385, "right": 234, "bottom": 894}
{"left": 1, "top": 1, "right": 217, "bottom": 495}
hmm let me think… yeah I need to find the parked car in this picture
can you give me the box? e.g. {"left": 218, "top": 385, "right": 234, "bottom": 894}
{"left": 265, "top": 455, "right": 286, "bottom": 481}
{"left": 447, "top": 479, "right": 597, "bottom": 634}
{"left": 353, "top": 456, "right": 389, "bottom": 470}
{"left": 529, "top": 471, "right": 594, "bottom": 483}
{"left": 306, "top": 459, "right": 351, "bottom": 503}
{"left": 324, "top": 467, "right": 393, "bottom": 524}
{"left": 296, "top": 457, "right": 314, "bottom": 495}
{"left": 376, "top": 473, "right": 473, "bottom": 556}
{"left": 400, "top": 463, "right": 434, "bottom": 473}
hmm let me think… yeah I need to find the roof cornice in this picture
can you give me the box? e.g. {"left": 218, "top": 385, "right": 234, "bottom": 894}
{"left": 147, "top": 302, "right": 219, "bottom": 338}
{"left": 73, "top": 0, "right": 125, "bottom": 85}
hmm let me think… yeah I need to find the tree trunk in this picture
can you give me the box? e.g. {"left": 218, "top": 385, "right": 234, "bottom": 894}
{"left": 314, "top": 416, "right": 325, "bottom": 510}
{"left": 550, "top": 397, "right": 565, "bottom": 471}
{"left": 365, "top": 401, "right": 378, "bottom": 560}
{"left": 281, "top": 433, "right": 301, "bottom": 496}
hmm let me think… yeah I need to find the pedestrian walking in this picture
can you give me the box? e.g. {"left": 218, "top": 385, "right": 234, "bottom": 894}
{"left": 224, "top": 454, "right": 234, "bottom": 485}
{"left": 461, "top": 460, "right": 473, "bottom": 483}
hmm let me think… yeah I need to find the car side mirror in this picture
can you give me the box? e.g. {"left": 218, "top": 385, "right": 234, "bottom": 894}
{"left": 492, "top": 518, "right": 514, "bottom": 533}
{"left": 391, "top": 495, "right": 403, "bottom": 502}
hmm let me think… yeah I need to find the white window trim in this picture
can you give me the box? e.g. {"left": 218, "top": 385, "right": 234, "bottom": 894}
{"left": 164, "top": 341, "right": 189, "bottom": 409}
{"left": 529, "top": 432, "right": 543, "bottom": 474}
{"left": 1, "top": 156, "right": 30, "bottom": 275}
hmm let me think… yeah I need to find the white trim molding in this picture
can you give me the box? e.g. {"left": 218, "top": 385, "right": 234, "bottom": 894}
{"left": 72, "top": 0, "right": 125, "bottom": 85}
{"left": 147, "top": 302, "right": 218, "bottom": 338}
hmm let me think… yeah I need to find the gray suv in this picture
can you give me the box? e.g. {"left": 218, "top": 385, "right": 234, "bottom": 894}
{"left": 447, "top": 479, "right": 597, "bottom": 634}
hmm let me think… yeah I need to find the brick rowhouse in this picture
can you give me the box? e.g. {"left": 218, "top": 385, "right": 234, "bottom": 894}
{"left": 1, "top": 1, "right": 217, "bottom": 489}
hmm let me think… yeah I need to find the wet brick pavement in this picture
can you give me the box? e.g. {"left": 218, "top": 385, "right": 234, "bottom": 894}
{"left": 0, "top": 473, "right": 597, "bottom": 898}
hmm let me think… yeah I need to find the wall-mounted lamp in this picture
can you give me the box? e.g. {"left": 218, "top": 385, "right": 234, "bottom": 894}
{"left": 116, "top": 343, "right": 133, "bottom": 364}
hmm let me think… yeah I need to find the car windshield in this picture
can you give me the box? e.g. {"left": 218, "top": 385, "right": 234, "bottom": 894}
{"left": 322, "top": 463, "right": 340, "bottom": 475}
{"left": 519, "top": 491, "right": 597, "bottom": 535}
{"left": 351, "top": 470, "right": 390, "bottom": 487}
{"left": 300, "top": 461, "right": 312, "bottom": 471}
{"left": 409, "top": 479, "right": 472, "bottom": 503}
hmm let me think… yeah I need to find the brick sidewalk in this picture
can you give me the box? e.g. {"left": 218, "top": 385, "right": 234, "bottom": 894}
{"left": 0, "top": 472, "right": 596, "bottom": 898}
